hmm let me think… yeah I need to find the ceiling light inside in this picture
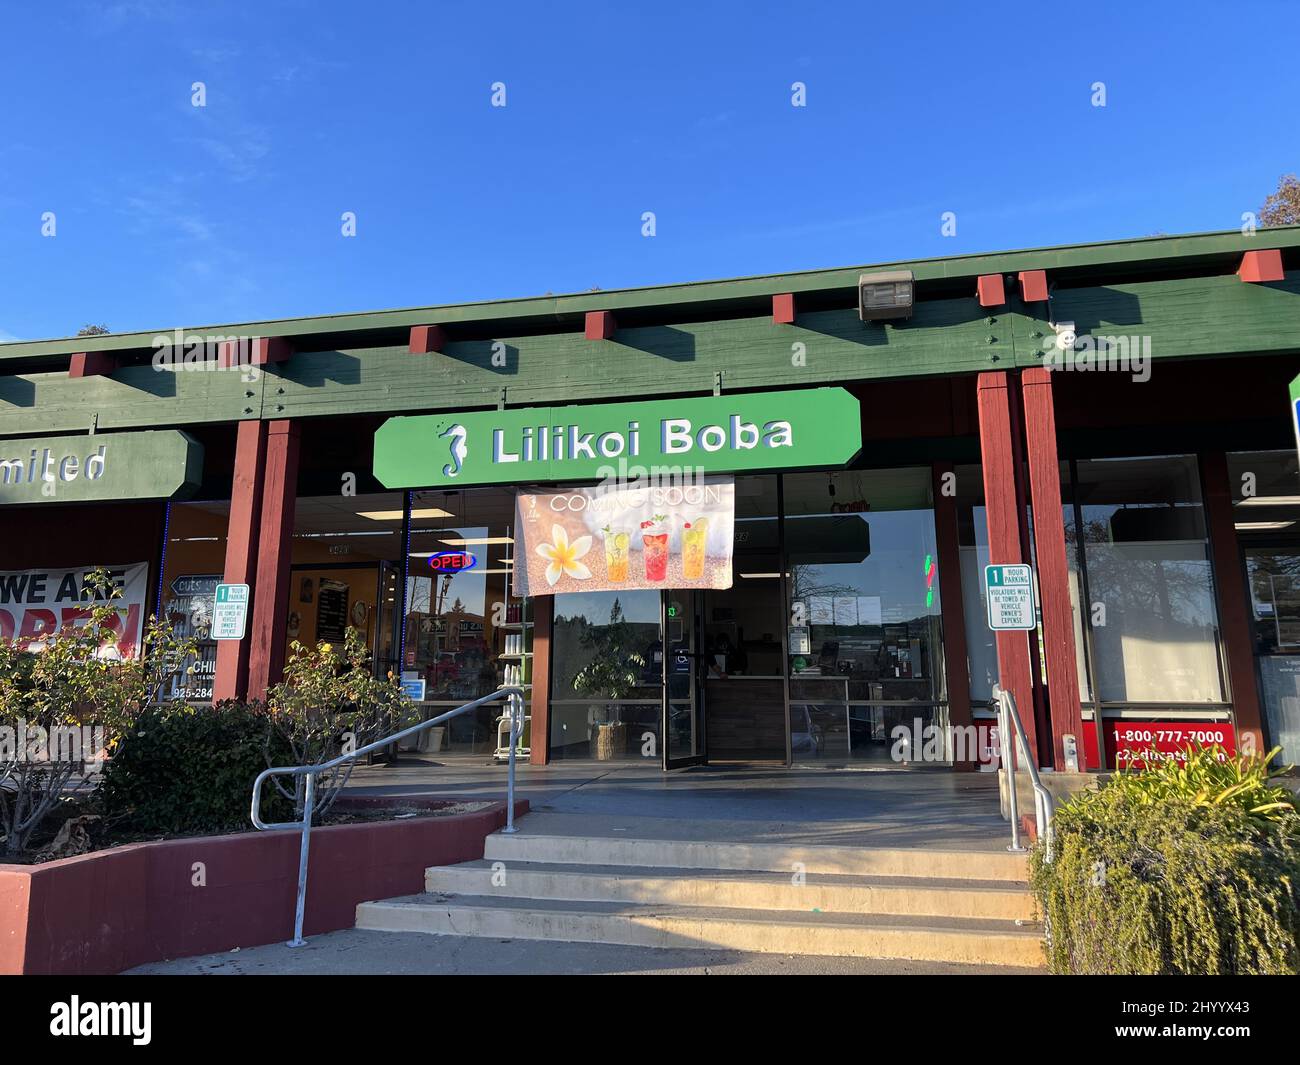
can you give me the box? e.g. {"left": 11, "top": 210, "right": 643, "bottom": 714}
{"left": 357, "top": 508, "right": 454, "bottom": 521}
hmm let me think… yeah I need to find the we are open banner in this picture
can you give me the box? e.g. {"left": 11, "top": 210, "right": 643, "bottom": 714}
{"left": 0, "top": 563, "right": 149, "bottom": 657}
{"left": 514, "top": 478, "right": 734, "bottom": 595}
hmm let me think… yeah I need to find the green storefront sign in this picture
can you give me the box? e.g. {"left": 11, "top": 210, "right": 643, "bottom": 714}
{"left": 0, "top": 430, "right": 204, "bottom": 505}
{"left": 373, "top": 387, "right": 862, "bottom": 489}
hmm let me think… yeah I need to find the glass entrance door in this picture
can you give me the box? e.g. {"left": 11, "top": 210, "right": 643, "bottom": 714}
{"left": 1229, "top": 451, "right": 1300, "bottom": 767}
{"left": 663, "top": 592, "right": 706, "bottom": 768}
{"left": 1244, "top": 545, "right": 1300, "bottom": 765}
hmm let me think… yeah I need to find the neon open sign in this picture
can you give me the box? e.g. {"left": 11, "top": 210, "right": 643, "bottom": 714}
{"left": 428, "top": 551, "right": 477, "bottom": 573}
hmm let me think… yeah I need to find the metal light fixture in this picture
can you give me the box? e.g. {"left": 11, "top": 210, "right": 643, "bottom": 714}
{"left": 858, "top": 270, "right": 914, "bottom": 321}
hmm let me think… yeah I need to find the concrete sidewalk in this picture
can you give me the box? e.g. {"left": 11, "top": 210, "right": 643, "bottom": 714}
{"left": 343, "top": 759, "right": 1013, "bottom": 850}
{"left": 125, "top": 928, "right": 1041, "bottom": 975}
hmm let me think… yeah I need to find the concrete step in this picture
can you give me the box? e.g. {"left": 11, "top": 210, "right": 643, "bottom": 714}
{"left": 482, "top": 832, "right": 1029, "bottom": 882}
{"left": 356, "top": 893, "right": 1045, "bottom": 968}
{"left": 427, "top": 860, "right": 1035, "bottom": 921}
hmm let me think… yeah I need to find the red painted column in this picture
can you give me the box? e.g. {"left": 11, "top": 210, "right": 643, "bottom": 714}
{"left": 1007, "top": 380, "right": 1050, "bottom": 759}
{"left": 247, "top": 420, "right": 301, "bottom": 700}
{"left": 1021, "top": 369, "right": 1086, "bottom": 770}
{"left": 1200, "top": 451, "right": 1266, "bottom": 756}
{"left": 529, "top": 598, "right": 553, "bottom": 765}
{"left": 932, "top": 462, "right": 975, "bottom": 769}
{"left": 976, "top": 371, "right": 1039, "bottom": 764}
{"left": 213, "top": 420, "right": 267, "bottom": 702}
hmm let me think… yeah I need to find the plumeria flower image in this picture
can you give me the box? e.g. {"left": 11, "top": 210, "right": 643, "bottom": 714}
{"left": 536, "top": 523, "right": 593, "bottom": 586}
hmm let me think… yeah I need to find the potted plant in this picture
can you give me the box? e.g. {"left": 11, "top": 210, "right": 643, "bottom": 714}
{"left": 571, "top": 599, "right": 646, "bottom": 761}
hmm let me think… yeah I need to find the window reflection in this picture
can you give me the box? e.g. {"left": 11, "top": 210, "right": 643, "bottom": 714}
{"left": 784, "top": 469, "right": 945, "bottom": 763}
{"left": 1073, "top": 456, "right": 1222, "bottom": 703}
{"left": 159, "top": 501, "right": 230, "bottom": 702}
{"left": 405, "top": 489, "right": 528, "bottom": 757}
{"left": 289, "top": 492, "right": 404, "bottom": 681}
{"left": 701, "top": 474, "right": 784, "bottom": 762}
{"left": 955, "top": 464, "right": 997, "bottom": 705}
{"left": 550, "top": 590, "right": 662, "bottom": 761}
{"left": 1229, "top": 449, "right": 1300, "bottom": 763}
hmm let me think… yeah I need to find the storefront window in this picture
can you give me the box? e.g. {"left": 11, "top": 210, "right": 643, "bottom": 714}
{"left": 289, "top": 491, "right": 404, "bottom": 685}
{"left": 1229, "top": 450, "right": 1300, "bottom": 762}
{"left": 955, "top": 464, "right": 1085, "bottom": 705}
{"left": 1060, "top": 460, "right": 1094, "bottom": 703}
{"left": 404, "top": 489, "right": 526, "bottom": 757}
{"left": 955, "top": 465, "right": 996, "bottom": 705}
{"left": 1072, "top": 455, "right": 1223, "bottom": 704}
{"left": 698, "top": 475, "right": 783, "bottom": 762}
{"left": 550, "top": 589, "right": 662, "bottom": 761}
{"left": 158, "top": 501, "right": 230, "bottom": 702}
{"left": 784, "top": 468, "right": 944, "bottom": 763}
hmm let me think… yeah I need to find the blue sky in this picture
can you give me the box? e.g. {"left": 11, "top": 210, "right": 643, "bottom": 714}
{"left": 1, "top": 0, "right": 1296, "bottom": 341}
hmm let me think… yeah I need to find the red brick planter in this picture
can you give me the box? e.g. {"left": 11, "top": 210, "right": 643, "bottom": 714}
{"left": 0, "top": 798, "right": 527, "bottom": 975}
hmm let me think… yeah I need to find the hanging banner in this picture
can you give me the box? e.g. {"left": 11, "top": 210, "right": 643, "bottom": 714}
{"left": 514, "top": 477, "right": 735, "bottom": 595}
{"left": 373, "top": 387, "right": 861, "bottom": 489}
{"left": 0, "top": 563, "right": 150, "bottom": 657}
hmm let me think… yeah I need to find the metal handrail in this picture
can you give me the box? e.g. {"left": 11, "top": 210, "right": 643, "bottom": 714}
{"left": 251, "top": 686, "right": 526, "bottom": 947}
{"left": 992, "top": 683, "right": 1054, "bottom": 859}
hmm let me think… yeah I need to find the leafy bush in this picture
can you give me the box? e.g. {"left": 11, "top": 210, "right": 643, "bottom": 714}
{"left": 0, "top": 568, "right": 196, "bottom": 857}
{"left": 1103, "top": 744, "right": 1297, "bottom": 827}
{"left": 267, "top": 628, "right": 403, "bottom": 820}
{"left": 99, "top": 700, "right": 293, "bottom": 834}
{"left": 1031, "top": 746, "right": 1300, "bottom": 975}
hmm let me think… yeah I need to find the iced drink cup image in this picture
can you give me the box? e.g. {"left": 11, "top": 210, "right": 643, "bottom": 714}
{"left": 601, "top": 526, "right": 631, "bottom": 583}
{"left": 642, "top": 534, "right": 668, "bottom": 581}
{"left": 682, "top": 517, "right": 708, "bottom": 580}
{"left": 640, "top": 514, "right": 669, "bottom": 582}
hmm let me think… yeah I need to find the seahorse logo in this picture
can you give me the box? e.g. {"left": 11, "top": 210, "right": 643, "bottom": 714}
{"left": 439, "top": 423, "right": 468, "bottom": 478}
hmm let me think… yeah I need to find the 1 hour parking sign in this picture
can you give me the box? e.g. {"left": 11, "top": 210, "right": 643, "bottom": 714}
{"left": 212, "top": 583, "right": 249, "bottom": 640}
{"left": 984, "top": 564, "right": 1036, "bottom": 630}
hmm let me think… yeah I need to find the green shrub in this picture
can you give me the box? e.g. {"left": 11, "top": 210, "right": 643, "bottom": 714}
{"left": 98, "top": 700, "right": 293, "bottom": 834}
{"left": 1102, "top": 744, "right": 1297, "bottom": 827}
{"left": 1, "top": 567, "right": 197, "bottom": 857}
{"left": 1031, "top": 746, "right": 1300, "bottom": 975}
{"left": 267, "top": 629, "right": 403, "bottom": 819}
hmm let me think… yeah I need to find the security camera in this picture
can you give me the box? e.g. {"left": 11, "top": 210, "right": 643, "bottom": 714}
{"left": 1052, "top": 321, "right": 1077, "bottom": 351}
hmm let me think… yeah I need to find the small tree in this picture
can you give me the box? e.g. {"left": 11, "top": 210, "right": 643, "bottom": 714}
{"left": 75, "top": 324, "right": 110, "bottom": 337}
{"left": 0, "top": 570, "right": 196, "bottom": 857}
{"left": 265, "top": 628, "right": 403, "bottom": 820}
{"left": 1260, "top": 174, "right": 1300, "bottom": 227}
